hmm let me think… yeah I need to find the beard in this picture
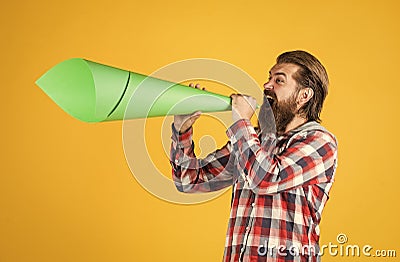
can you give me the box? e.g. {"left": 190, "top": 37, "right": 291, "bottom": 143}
{"left": 260, "top": 90, "right": 298, "bottom": 135}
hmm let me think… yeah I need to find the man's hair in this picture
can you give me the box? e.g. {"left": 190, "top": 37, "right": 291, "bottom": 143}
{"left": 276, "top": 50, "right": 329, "bottom": 123}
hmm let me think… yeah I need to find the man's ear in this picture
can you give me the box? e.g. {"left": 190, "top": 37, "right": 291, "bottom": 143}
{"left": 297, "top": 87, "right": 314, "bottom": 107}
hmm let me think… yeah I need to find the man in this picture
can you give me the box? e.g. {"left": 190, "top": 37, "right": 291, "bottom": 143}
{"left": 170, "top": 50, "right": 338, "bottom": 261}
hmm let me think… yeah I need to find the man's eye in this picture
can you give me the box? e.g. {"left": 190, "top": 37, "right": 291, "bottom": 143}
{"left": 276, "top": 79, "right": 283, "bottom": 84}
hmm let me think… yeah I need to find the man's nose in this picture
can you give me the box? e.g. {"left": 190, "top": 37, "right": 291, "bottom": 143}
{"left": 263, "top": 82, "right": 273, "bottom": 90}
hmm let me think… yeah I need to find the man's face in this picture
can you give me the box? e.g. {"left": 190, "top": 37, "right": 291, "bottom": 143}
{"left": 262, "top": 63, "right": 301, "bottom": 134}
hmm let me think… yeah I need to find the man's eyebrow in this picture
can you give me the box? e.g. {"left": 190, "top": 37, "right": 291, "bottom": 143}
{"left": 268, "top": 71, "right": 287, "bottom": 78}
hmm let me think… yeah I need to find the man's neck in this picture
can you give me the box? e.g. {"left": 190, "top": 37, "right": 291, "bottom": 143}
{"left": 284, "top": 115, "right": 308, "bottom": 134}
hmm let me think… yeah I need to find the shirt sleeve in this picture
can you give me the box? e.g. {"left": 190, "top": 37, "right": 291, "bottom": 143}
{"left": 226, "top": 119, "right": 338, "bottom": 195}
{"left": 170, "top": 124, "right": 236, "bottom": 193}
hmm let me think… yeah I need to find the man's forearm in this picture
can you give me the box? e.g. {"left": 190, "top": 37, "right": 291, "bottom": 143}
{"left": 170, "top": 124, "right": 235, "bottom": 193}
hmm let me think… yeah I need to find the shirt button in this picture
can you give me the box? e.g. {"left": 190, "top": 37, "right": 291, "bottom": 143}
{"left": 241, "top": 248, "right": 245, "bottom": 253}
{"left": 175, "top": 159, "right": 178, "bottom": 163}
{"left": 246, "top": 227, "right": 250, "bottom": 231}
{"left": 251, "top": 202, "right": 255, "bottom": 207}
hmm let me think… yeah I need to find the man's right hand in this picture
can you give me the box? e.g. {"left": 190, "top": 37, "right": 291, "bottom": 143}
{"left": 173, "top": 83, "right": 204, "bottom": 133}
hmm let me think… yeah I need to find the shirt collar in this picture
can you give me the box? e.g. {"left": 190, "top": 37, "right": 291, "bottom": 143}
{"left": 277, "top": 121, "right": 323, "bottom": 140}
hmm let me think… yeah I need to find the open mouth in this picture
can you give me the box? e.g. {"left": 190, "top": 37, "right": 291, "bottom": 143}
{"left": 265, "top": 95, "right": 275, "bottom": 106}
{"left": 264, "top": 89, "right": 276, "bottom": 106}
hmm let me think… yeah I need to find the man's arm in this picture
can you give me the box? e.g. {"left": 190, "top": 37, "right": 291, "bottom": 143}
{"left": 170, "top": 124, "right": 235, "bottom": 193}
{"left": 227, "top": 119, "right": 337, "bottom": 195}
{"left": 170, "top": 83, "right": 236, "bottom": 193}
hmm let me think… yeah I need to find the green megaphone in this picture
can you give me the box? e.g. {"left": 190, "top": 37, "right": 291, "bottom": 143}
{"left": 35, "top": 58, "right": 233, "bottom": 123}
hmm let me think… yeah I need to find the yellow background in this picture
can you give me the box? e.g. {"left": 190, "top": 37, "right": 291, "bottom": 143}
{"left": 1, "top": 0, "right": 399, "bottom": 261}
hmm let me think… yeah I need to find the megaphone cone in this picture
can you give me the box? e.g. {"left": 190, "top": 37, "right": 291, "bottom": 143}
{"left": 36, "top": 58, "right": 232, "bottom": 123}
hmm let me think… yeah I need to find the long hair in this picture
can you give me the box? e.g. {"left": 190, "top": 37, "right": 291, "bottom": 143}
{"left": 277, "top": 50, "right": 329, "bottom": 123}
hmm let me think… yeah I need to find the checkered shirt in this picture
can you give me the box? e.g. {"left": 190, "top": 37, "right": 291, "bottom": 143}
{"left": 170, "top": 119, "right": 338, "bottom": 262}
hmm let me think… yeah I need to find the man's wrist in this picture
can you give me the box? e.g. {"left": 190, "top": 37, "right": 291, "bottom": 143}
{"left": 172, "top": 123, "right": 191, "bottom": 135}
{"left": 172, "top": 124, "right": 193, "bottom": 148}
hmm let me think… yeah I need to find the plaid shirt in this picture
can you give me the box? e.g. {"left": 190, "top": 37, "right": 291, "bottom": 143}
{"left": 170, "top": 119, "right": 338, "bottom": 262}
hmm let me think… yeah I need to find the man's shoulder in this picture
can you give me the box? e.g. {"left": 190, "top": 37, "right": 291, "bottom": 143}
{"left": 289, "top": 121, "right": 337, "bottom": 147}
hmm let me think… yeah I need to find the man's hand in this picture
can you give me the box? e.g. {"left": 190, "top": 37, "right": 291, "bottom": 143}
{"left": 231, "top": 94, "right": 257, "bottom": 122}
{"left": 173, "top": 83, "right": 204, "bottom": 133}
{"left": 174, "top": 111, "right": 202, "bottom": 133}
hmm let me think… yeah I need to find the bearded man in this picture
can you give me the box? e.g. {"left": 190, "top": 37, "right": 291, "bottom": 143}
{"left": 170, "top": 50, "right": 338, "bottom": 262}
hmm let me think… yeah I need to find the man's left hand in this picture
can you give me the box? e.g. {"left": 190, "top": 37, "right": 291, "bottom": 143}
{"left": 231, "top": 94, "right": 257, "bottom": 122}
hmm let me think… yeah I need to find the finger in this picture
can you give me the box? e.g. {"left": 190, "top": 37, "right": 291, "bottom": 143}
{"left": 191, "top": 111, "right": 202, "bottom": 118}
{"left": 202, "top": 87, "right": 206, "bottom": 90}
{"left": 185, "top": 111, "right": 202, "bottom": 125}
{"left": 229, "top": 94, "right": 235, "bottom": 104}
{"left": 230, "top": 94, "right": 239, "bottom": 104}
{"left": 195, "top": 83, "right": 201, "bottom": 89}
{"left": 189, "top": 83, "right": 194, "bottom": 87}
{"left": 231, "top": 94, "right": 244, "bottom": 101}
{"left": 191, "top": 114, "right": 201, "bottom": 122}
